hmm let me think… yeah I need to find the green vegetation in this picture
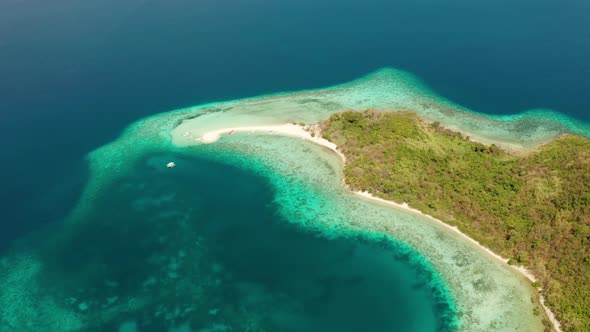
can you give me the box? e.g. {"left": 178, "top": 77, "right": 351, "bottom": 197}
{"left": 322, "top": 111, "right": 590, "bottom": 331}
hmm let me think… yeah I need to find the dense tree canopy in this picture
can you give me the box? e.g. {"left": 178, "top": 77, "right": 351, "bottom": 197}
{"left": 322, "top": 111, "right": 590, "bottom": 331}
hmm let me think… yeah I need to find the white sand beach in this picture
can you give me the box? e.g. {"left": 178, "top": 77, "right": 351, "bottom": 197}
{"left": 199, "top": 124, "right": 346, "bottom": 161}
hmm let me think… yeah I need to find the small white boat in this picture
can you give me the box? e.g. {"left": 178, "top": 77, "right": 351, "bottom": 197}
{"left": 167, "top": 162, "right": 176, "bottom": 168}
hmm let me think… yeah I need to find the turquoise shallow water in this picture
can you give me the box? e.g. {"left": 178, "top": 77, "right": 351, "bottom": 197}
{"left": 3, "top": 68, "right": 580, "bottom": 331}
{"left": 0, "top": 146, "right": 456, "bottom": 331}
{"left": 2, "top": 1, "right": 589, "bottom": 329}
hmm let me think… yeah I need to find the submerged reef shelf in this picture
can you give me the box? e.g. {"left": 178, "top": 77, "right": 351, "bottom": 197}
{"left": 201, "top": 134, "right": 545, "bottom": 331}
{"left": 2, "top": 67, "right": 581, "bottom": 331}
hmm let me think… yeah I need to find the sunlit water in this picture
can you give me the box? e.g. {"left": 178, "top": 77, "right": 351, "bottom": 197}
{"left": 2, "top": 1, "right": 589, "bottom": 331}
{"left": 5, "top": 67, "right": 584, "bottom": 330}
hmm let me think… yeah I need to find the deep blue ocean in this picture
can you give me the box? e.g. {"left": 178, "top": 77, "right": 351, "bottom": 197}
{"left": 0, "top": 1, "right": 589, "bottom": 330}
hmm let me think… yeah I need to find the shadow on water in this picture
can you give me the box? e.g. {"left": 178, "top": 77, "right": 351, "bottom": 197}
{"left": 36, "top": 152, "right": 454, "bottom": 332}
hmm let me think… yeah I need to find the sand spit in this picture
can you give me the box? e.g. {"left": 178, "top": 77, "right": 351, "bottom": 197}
{"left": 198, "top": 124, "right": 346, "bottom": 161}
{"left": 198, "top": 123, "right": 561, "bottom": 332}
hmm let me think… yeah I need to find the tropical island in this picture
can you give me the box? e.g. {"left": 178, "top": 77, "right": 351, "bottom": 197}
{"left": 321, "top": 110, "right": 590, "bottom": 331}
{"left": 2, "top": 69, "right": 588, "bottom": 331}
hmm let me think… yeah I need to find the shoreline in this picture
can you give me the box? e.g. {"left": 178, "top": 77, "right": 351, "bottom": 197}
{"left": 197, "top": 123, "right": 347, "bottom": 161}
{"left": 352, "top": 191, "right": 538, "bottom": 281}
{"left": 198, "top": 123, "right": 562, "bottom": 332}
{"left": 354, "top": 190, "right": 562, "bottom": 332}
